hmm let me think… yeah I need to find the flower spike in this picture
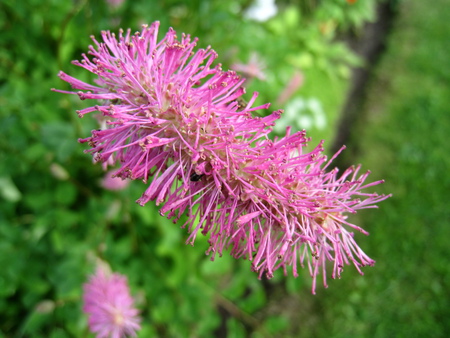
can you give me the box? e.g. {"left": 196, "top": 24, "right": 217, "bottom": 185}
{"left": 54, "top": 22, "right": 390, "bottom": 293}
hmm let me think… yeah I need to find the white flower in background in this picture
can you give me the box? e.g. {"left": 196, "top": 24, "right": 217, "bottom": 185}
{"left": 274, "top": 97, "right": 327, "bottom": 133}
{"left": 245, "top": 0, "right": 277, "bottom": 21}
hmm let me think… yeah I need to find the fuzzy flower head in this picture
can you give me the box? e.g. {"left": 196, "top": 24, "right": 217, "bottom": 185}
{"left": 83, "top": 266, "right": 141, "bottom": 338}
{"left": 54, "top": 22, "right": 390, "bottom": 293}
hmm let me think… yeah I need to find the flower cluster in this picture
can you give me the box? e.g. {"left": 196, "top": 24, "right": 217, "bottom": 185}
{"left": 83, "top": 266, "right": 141, "bottom": 338}
{"left": 54, "top": 22, "right": 389, "bottom": 293}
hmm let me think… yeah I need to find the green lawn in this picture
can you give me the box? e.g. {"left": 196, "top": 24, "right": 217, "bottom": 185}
{"left": 307, "top": 1, "right": 450, "bottom": 336}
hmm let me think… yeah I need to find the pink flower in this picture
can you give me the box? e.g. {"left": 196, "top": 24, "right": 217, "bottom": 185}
{"left": 54, "top": 22, "right": 390, "bottom": 293}
{"left": 276, "top": 69, "right": 304, "bottom": 105}
{"left": 101, "top": 169, "right": 130, "bottom": 191}
{"left": 231, "top": 52, "right": 267, "bottom": 81}
{"left": 106, "top": 0, "right": 125, "bottom": 9}
{"left": 83, "top": 267, "right": 141, "bottom": 338}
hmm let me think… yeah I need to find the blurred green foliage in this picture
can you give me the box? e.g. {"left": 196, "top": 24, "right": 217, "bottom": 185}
{"left": 0, "top": 0, "right": 425, "bottom": 336}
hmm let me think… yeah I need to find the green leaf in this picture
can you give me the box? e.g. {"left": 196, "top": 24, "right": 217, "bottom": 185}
{"left": 0, "top": 176, "right": 21, "bottom": 202}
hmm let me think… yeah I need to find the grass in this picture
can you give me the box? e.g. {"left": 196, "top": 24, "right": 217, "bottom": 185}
{"left": 306, "top": 0, "right": 450, "bottom": 336}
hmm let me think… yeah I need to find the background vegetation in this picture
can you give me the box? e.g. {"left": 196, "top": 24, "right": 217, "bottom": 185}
{"left": 0, "top": 0, "right": 448, "bottom": 336}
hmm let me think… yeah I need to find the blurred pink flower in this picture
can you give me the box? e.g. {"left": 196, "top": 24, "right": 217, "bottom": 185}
{"left": 106, "top": 0, "right": 125, "bottom": 9}
{"left": 101, "top": 169, "right": 130, "bottom": 191}
{"left": 83, "top": 267, "right": 141, "bottom": 338}
{"left": 231, "top": 53, "right": 266, "bottom": 81}
{"left": 277, "top": 69, "right": 304, "bottom": 105}
{"left": 54, "top": 22, "right": 390, "bottom": 293}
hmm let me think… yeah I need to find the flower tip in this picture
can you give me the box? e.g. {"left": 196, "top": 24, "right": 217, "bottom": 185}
{"left": 266, "top": 272, "right": 274, "bottom": 279}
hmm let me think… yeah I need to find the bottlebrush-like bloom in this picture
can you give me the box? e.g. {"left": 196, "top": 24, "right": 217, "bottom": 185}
{"left": 83, "top": 267, "right": 141, "bottom": 338}
{"left": 54, "top": 22, "right": 390, "bottom": 293}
